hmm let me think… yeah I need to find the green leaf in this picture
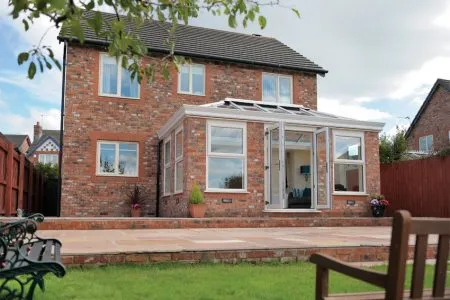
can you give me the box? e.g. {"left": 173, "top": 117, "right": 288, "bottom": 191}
{"left": 28, "top": 62, "right": 36, "bottom": 79}
{"left": 87, "top": 11, "right": 103, "bottom": 35}
{"left": 22, "top": 19, "right": 29, "bottom": 31}
{"left": 258, "top": 15, "right": 266, "bottom": 29}
{"left": 46, "top": 47, "right": 54, "bottom": 58}
{"left": 50, "top": 0, "right": 66, "bottom": 9}
{"left": 50, "top": 57, "right": 62, "bottom": 70}
{"left": 37, "top": 57, "right": 44, "bottom": 72}
{"left": 291, "top": 8, "right": 300, "bottom": 18}
{"left": 18, "top": 52, "right": 29, "bottom": 65}
{"left": 228, "top": 15, "right": 237, "bottom": 28}
{"left": 162, "top": 63, "right": 170, "bottom": 80}
{"left": 43, "top": 57, "right": 52, "bottom": 69}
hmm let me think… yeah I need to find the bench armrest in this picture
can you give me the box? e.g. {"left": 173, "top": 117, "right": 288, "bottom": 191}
{"left": 310, "top": 253, "right": 387, "bottom": 288}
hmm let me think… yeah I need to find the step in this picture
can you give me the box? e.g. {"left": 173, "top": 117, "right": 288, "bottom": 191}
{"left": 30, "top": 217, "right": 392, "bottom": 230}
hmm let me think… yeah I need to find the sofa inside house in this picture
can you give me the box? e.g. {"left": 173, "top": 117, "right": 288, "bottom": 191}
{"left": 288, "top": 188, "right": 312, "bottom": 208}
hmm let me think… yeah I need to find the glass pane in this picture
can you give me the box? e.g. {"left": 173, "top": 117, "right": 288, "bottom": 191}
{"left": 191, "top": 65, "right": 205, "bottom": 95}
{"left": 164, "top": 141, "right": 170, "bottom": 164}
{"left": 279, "top": 77, "right": 292, "bottom": 104}
{"left": 208, "top": 157, "right": 243, "bottom": 189}
{"left": 118, "top": 143, "right": 138, "bottom": 176}
{"left": 335, "top": 136, "right": 362, "bottom": 160}
{"left": 210, "top": 126, "right": 243, "bottom": 154}
{"left": 334, "top": 164, "right": 364, "bottom": 192}
{"left": 427, "top": 135, "right": 433, "bottom": 151}
{"left": 179, "top": 65, "right": 190, "bottom": 93}
{"left": 99, "top": 143, "right": 116, "bottom": 173}
{"left": 262, "top": 74, "right": 277, "bottom": 102}
{"left": 175, "top": 161, "right": 183, "bottom": 191}
{"left": 101, "top": 56, "right": 118, "bottom": 95}
{"left": 164, "top": 167, "right": 171, "bottom": 194}
{"left": 270, "top": 128, "right": 280, "bottom": 206}
{"left": 50, "top": 154, "right": 59, "bottom": 165}
{"left": 175, "top": 130, "right": 183, "bottom": 158}
{"left": 121, "top": 67, "right": 139, "bottom": 98}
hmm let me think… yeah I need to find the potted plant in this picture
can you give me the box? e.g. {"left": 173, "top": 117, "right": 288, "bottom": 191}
{"left": 189, "top": 184, "right": 206, "bottom": 218}
{"left": 369, "top": 194, "right": 389, "bottom": 217}
{"left": 127, "top": 185, "right": 143, "bottom": 217}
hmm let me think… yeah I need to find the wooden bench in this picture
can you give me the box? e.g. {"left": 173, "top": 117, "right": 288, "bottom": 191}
{"left": 310, "top": 210, "right": 450, "bottom": 300}
{"left": 0, "top": 214, "right": 65, "bottom": 299}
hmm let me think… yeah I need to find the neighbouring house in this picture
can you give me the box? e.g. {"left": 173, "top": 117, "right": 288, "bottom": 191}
{"left": 27, "top": 122, "right": 61, "bottom": 166}
{"left": 58, "top": 11, "right": 384, "bottom": 217}
{"left": 2, "top": 134, "right": 31, "bottom": 154}
{"left": 405, "top": 78, "right": 450, "bottom": 153}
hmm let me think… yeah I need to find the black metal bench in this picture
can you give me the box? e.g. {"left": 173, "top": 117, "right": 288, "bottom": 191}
{"left": 0, "top": 214, "right": 65, "bottom": 299}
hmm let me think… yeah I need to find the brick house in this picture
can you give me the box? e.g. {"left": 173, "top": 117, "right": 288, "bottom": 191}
{"left": 27, "top": 122, "right": 61, "bottom": 166}
{"left": 58, "top": 11, "right": 384, "bottom": 217}
{"left": 405, "top": 78, "right": 450, "bottom": 153}
{"left": 3, "top": 134, "right": 31, "bottom": 154}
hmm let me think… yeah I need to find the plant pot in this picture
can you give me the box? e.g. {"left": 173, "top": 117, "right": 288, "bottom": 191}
{"left": 371, "top": 206, "right": 385, "bottom": 218}
{"left": 189, "top": 203, "right": 206, "bottom": 218}
{"left": 131, "top": 207, "right": 141, "bottom": 217}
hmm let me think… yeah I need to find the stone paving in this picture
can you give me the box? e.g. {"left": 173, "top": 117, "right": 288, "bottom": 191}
{"left": 39, "top": 226, "right": 439, "bottom": 255}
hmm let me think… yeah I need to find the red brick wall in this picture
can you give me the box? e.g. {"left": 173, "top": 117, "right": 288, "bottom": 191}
{"left": 61, "top": 44, "right": 317, "bottom": 217}
{"left": 407, "top": 86, "right": 450, "bottom": 152}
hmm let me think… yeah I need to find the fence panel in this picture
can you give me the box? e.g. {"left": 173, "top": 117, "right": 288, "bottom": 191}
{"left": 0, "top": 134, "right": 45, "bottom": 216}
{"left": 380, "top": 156, "right": 450, "bottom": 217}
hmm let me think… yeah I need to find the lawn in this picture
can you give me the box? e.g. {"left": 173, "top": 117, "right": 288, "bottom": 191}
{"left": 34, "top": 262, "right": 447, "bottom": 300}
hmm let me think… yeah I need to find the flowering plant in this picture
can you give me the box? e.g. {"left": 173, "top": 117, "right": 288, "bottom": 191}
{"left": 369, "top": 194, "right": 389, "bottom": 207}
{"left": 127, "top": 185, "right": 143, "bottom": 209}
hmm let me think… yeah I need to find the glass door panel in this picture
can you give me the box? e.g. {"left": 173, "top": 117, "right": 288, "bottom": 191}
{"left": 268, "top": 126, "right": 282, "bottom": 209}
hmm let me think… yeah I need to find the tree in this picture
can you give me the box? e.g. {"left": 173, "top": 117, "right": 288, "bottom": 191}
{"left": 379, "top": 128, "right": 408, "bottom": 164}
{"left": 8, "top": 0, "right": 300, "bottom": 81}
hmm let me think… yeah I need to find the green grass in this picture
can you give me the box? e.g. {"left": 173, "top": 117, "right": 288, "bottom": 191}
{"left": 33, "top": 262, "right": 447, "bottom": 300}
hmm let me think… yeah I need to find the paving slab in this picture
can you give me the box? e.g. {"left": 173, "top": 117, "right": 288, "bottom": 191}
{"left": 38, "top": 226, "right": 439, "bottom": 255}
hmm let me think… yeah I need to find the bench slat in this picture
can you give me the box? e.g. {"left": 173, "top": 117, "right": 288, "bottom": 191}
{"left": 42, "top": 240, "right": 54, "bottom": 261}
{"left": 433, "top": 235, "right": 449, "bottom": 297}
{"left": 325, "top": 288, "right": 450, "bottom": 300}
{"left": 411, "top": 234, "right": 428, "bottom": 298}
{"left": 27, "top": 241, "right": 45, "bottom": 260}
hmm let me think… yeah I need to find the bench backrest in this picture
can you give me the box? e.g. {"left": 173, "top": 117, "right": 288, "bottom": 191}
{"left": 386, "top": 210, "right": 450, "bottom": 299}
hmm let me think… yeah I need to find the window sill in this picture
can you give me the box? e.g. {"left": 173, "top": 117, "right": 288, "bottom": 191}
{"left": 204, "top": 189, "right": 249, "bottom": 194}
{"left": 95, "top": 173, "right": 138, "bottom": 178}
{"left": 177, "top": 91, "right": 206, "bottom": 97}
{"left": 98, "top": 94, "right": 140, "bottom": 100}
{"left": 332, "top": 192, "right": 368, "bottom": 196}
{"left": 173, "top": 191, "right": 183, "bottom": 195}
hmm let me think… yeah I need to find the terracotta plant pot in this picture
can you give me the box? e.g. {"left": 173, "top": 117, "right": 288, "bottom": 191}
{"left": 131, "top": 208, "right": 141, "bottom": 217}
{"left": 189, "top": 203, "right": 206, "bottom": 218}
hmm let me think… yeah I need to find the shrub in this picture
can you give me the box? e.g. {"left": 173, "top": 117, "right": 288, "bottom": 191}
{"left": 189, "top": 184, "right": 204, "bottom": 204}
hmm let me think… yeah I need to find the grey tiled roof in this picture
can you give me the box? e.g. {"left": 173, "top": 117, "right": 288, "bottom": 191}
{"left": 4, "top": 134, "right": 29, "bottom": 149}
{"left": 58, "top": 10, "right": 327, "bottom": 75}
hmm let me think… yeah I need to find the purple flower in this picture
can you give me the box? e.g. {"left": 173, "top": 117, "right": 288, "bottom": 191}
{"left": 370, "top": 199, "right": 379, "bottom": 206}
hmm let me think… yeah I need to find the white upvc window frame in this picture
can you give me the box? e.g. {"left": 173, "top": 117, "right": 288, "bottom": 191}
{"left": 38, "top": 154, "right": 59, "bottom": 165}
{"left": 163, "top": 137, "right": 171, "bottom": 196}
{"left": 206, "top": 120, "right": 247, "bottom": 193}
{"left": 332, "top": 130, "right": 366, "bottom": 195}
{"left": 174, "top": 126, "right": 184, "bottom": 194}
{"left": 96, "top": 141, "right": 139, "bottom": 177}
{"left": 99, "top": 53, "right": 140, "bottom": 99}
{"left": 419, "top": 135, "right": 433, "bottom": 153}
{"left": 262, "top": 72, "right": 293, "bottom": 104}
{"left": 177, "top": 64, "right": 206, "bottom": 96}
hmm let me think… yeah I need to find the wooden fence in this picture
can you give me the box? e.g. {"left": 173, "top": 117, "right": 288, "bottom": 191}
{"left": 0, "top": 134, "right": 44, "bottom": 216}
{"left": 380, "top": 155, "right": 450, "bottom": 217}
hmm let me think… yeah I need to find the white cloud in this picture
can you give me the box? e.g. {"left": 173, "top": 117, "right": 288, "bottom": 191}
{"left": 0, "top": 104, "right": 60, "bottom": 138}
{"left": 0, "top": 68, "right": 61, "bottom": 105}
{"left": 433, "top": 3, "right": 450, "bottom": 29}
{"left": 389, "top": 56, "right": 450, "bottom": 100}
{"left": 318, "top": 97, "right": 392, "bottom": 122}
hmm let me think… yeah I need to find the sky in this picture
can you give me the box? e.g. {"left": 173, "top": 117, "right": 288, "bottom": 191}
{"left": 1, "top": 0, "right": 450, "bottom": 138}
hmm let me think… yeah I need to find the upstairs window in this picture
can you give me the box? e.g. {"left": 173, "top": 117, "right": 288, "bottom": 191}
{"left": 262, "top": 73, "right": 292, "bottom": 104}
{"left": 100, "top": 54, "right": 140, "bottom": 99}
{"left": 178, "top": 64, "right": 205, "bottom": 96}
{"left": 419, "top": 135, "right": 433, "bottom": 152}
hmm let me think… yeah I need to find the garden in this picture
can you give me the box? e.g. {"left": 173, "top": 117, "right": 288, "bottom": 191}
{"left": 34, "top": 262, "right": 448, "bottom": 299}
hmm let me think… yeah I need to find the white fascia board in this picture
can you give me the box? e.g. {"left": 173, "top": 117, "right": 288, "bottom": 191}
{"left": 158, "top": 105, "right": 385, "bottom": 138}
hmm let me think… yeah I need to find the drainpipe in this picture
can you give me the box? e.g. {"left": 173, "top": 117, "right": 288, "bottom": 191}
{"left": 156, "top": 140, "right": 162, "bottom": 217}
{"left": 57, "top": 41, "right": 68, "bottom": 217}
